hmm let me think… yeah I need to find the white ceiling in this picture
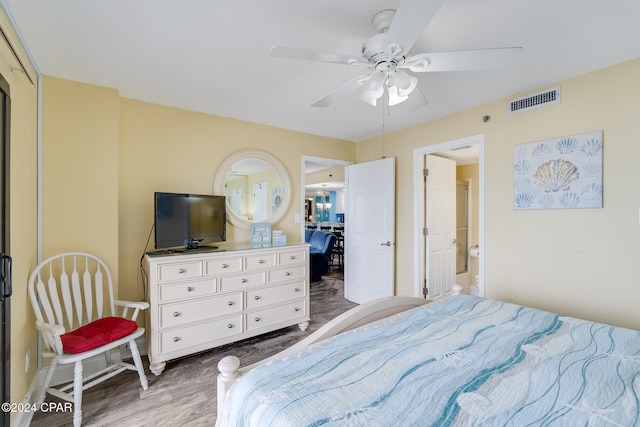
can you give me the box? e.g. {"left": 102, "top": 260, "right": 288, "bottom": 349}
{"left": 2, "top": 1, "right": 640, "bottom": 142}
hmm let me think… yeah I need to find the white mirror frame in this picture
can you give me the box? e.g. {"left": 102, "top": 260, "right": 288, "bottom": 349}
{"left": 214, "top": 149, "right": 292, "bottom": 230}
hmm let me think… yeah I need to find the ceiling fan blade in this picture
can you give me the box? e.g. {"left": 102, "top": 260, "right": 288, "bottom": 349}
{"left": 405, "top": 47, "right": 523, "bottom": 72}
{"left": 311, "top": 75, "right": 369, "bottom": 108}
{"left": 382, "top": 0, "right": 447, "bottom": 57}
{"left": 270, "top": 46, "right": 371, "bottom": 68}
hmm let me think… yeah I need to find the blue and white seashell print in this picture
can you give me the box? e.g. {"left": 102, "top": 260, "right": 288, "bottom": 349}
{"left": 531, "top": 143, "right": 552, "bottom": 159}
{"left": 514, "top": 193, "right": 534, "bottom": 208}
{"left": 514, "top": 145, "right": 528, "bottom": 159}
{"left": 580, "top": 138, "right": 602, "bottom": 156}
{"left": 582, "top": 162, "right": 601, "bottom": 178}
{"left": 559, "top": 192, "right": 581, "bottom": 208}
{"left": 513, "top": 159, "right": 532, "bottom": 175}
{"left": 513, "top": 131, "right": 602, "bottom": 210}
{"left": 513, "top": 176, "right": 531, "bottom": 192}
{"left": 555, "top": 138, "right": 578, "bottom": 154}
{"left": 538, "top": 194, "right": 554, "bottom": 208}
{"left": 581, "top": 183, "right": 602, "bottom": 200}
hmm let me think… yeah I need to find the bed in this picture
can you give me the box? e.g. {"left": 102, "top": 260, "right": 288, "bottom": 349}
{"left": 216, "top": 293, "right": 640, "bottom": 426}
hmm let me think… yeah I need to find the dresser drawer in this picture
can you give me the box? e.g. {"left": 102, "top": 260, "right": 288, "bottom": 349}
{"left": 206, "top": 256, "right": 243, "bottom": 275}
{"left": 278, "top": 249, "right": 307, "bottom": 266}
{"left": 158, "top": 261, "right": 203, "bottom": 283}
{"left": 269, "top": 265, "right": 306, "bottom": 283}
{"left": 219, "top": 271, "right": 266, "bottom": 292}
{"left": 160, "top": 315, "right": 242, "bottom": 354}
{"left": 159, "top": 293, "right": 242, "bottom": 329}
{"left": 158, "top": 279, "right": 217, "bottom": 303}
{"left": 246, "top": 281, "right": 306, "bottom": 309}
{"left": 246, "top": 299, "right": 307, "bottom": 332}
{"left": 245, "top": 253, "right": 277, "bottom": 270}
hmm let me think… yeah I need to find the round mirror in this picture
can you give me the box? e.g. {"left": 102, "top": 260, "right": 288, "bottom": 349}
{"left": 214, "top": 149, "right": 292, "bottom": 230}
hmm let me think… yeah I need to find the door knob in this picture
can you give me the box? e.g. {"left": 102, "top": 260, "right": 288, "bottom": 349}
{"left": 380, "top": 241, "right": 392, "bottom": 247}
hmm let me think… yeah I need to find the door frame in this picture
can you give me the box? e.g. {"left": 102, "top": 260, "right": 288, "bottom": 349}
{"left": 413, "top": 134, "right": 485, "bottom": 298}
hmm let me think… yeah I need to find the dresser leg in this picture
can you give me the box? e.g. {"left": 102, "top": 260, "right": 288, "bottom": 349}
{"left": 149, "top": 361, "right": 166, "bottom": 376}
{"left": 298, "top": 321, "right": 309, "bottom": 332}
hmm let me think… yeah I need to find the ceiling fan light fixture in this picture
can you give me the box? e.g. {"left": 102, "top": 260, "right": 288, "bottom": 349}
{"left": 387, "top": 84, "right": 409, "bottom": 106}
{"left": 396, "top": 73, "right": 418, "bottom": 97}
{"left": 368, "top": 70, "right": 386, "bottom": 91}
{"left": 390, "top": 70, "right": 410, "bottom": 90}
{"left": 360, "top": 85, "right": 383, "bottom": 106}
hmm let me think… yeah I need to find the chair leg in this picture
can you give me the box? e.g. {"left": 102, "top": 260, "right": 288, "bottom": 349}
{"left": 73, "top": 361, "right": 83, "bottom": 427}
{"left": 129, "top": 339, "right": 149, "bottom": 390}
{"left": 104, "top": 347, "right": 112, "bottom": 366}
{"left": 37, "top": 358, "right": 58, "bottom": 405}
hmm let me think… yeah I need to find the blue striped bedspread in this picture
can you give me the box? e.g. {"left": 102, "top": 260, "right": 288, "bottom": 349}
{"left": 218, "top": 295, "right": 640, "bottom": 426}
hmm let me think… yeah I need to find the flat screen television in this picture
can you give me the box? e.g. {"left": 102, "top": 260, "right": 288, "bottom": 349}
{"left": 154, "top": 192, "right": 226, "bottom": 250}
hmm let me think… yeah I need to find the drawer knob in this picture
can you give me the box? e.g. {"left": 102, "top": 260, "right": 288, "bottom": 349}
{"left": 241, "top": 278, "right": 248, "bottom": 283}
{"left": 227, "top": 323, "right": 234, "bottom": 329}
{"left": 173, "top": 312, "right": 181, "bottom": 317}
{"left": 285, "top": 272, "right": 291, "bottom": 276}
{"left": 227, "top": 301, "right": 234, "bottom": 306}
{"left": 294, "top": 288, "right": 299, "bottom": 292}
{"left": 186, "top": 286, "right": 194, "bottom": 292}
{"left": 173, "top": 337, "right": 181, "bottom": 342}
{"left": 294, "top": 307, "right": 300, "bottom": 312}
{"left": 178, "top": 268, "right": 186, "bottom": 274}
{"left": 254, "top": 317, "right": 260, "bottom": 322}
{"left": 222, "top": 263, "right": 229, "bottom": 268}
{"left": 259, "top": 259, "right": 265, "bottom": 264}
{"left": 290, "top": 255, "right": 296, "bottom": 260}
{"left": 254, "top": 295, "right": 261, "bottom": 300}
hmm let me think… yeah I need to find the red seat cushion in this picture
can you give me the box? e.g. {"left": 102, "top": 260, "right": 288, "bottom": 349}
{"left": 61, "top": 317, "right": 138, "bottom": 354}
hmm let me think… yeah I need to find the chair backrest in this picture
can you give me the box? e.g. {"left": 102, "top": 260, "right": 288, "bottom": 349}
{"left": 304, "top": 229, "right": 314, "bottom": 242}
{"left": 307, "top": 230, "right": 336, "bottom": 255}
{"left": 28, "top": 253, "right": 117, "bottom": 352}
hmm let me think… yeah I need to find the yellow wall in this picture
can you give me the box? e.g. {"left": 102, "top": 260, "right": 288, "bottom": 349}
{"left": 0, "top": 8, "right": 39, "bottom": 418}
{"left": 306, "top": 166, "right": 345, "bottom": 185}
{"left": 40, "top": 76, "right": 121, "bottom": 288}
{"left": 117, "top": 98, "right": 354, "bottom": 304}
{"left": 356, "top": 58, "right": 640, "bottom": 330}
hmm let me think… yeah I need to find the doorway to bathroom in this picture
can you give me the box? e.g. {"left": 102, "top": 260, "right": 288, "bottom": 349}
{"left": 413, "top": 134, "right": 484, "bottom": 300}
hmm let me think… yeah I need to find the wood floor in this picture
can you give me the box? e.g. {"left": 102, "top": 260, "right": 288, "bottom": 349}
{"left": 30, "top": 268, "right": 354, "bottom": 427}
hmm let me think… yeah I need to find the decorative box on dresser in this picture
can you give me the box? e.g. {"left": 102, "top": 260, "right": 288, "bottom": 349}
{"left": 143, "top": 242, "right": 310, "bottom": 375}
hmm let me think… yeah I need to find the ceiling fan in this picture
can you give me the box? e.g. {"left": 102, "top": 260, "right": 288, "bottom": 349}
{"left": 270, "top": 0, "right": 522, "bottom": 108}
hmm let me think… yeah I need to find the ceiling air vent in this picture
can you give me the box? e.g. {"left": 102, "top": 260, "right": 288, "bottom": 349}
{"left": 508, "top": 86, "right": 560, "bottom": 114}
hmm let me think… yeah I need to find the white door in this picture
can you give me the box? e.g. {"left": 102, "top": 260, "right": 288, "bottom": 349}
{"left": 425, "top": 155, "right": 456, "bottom": 300}
{"left": 253, "top": 182, "right": 268, "bottom": 221}
{"left": 345, "top": 157, "right": 395, "bottom": 304}
{"left": 231, "top": 188, "right": 243, "bottom": 217}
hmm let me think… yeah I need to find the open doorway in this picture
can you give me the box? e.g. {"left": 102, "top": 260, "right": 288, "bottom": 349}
{"left": 301, "top": 156, "right": 352, "bottom": 234}
{"left": 301, "top": 156, "right": 352, "bottom": 280}
{"left": 413, "top": 135, "right": 484, "bottom": 299}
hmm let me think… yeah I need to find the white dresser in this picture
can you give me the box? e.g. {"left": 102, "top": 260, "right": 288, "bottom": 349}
{"left": 143, "top": 243, "right": 310, "bottom": 375}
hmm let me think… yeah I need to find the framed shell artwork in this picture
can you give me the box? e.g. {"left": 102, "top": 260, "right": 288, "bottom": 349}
{"left": 513, "top": 130, "right": 603, "bottom": 210}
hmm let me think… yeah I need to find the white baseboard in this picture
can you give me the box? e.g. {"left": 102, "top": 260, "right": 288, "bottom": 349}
{"left": 13, "top": 336, "right": 147, "bottom": 427}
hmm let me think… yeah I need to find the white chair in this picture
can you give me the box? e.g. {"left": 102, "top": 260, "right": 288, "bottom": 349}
{"left": 28, "top": 252, "right": 149, "bottom": 426}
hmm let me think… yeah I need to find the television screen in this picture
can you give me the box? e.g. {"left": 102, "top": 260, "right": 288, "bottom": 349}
{"left": 154, "top": 192, "right": 226, "bottom": 250}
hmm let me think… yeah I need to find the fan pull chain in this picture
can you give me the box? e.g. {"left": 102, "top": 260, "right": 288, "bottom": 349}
{"left": 381, "top": 89, "right": 387, "bottom": 159}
